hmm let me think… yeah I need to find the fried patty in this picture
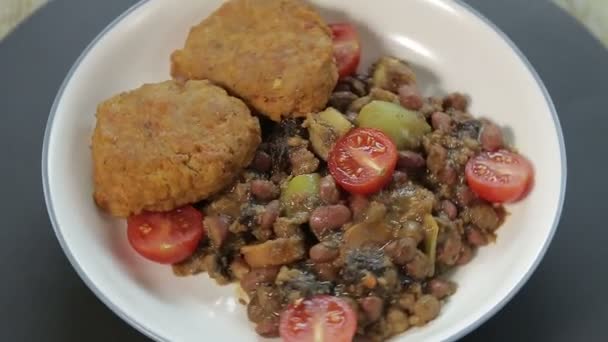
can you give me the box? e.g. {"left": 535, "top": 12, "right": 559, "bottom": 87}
{"left": 171, "top": 0, "right": 338, "bottom": 121}
{"left": 92, "top": 80, "right": 261, "bottom": 217}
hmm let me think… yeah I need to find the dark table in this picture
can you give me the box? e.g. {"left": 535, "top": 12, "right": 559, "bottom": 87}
{"left": 1, "top": 0, "right": 607, "bottom": 340}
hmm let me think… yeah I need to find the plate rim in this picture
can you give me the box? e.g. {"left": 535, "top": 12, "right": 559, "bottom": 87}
{"left": 41, "top": 0, "right": 567, "bottom": 341}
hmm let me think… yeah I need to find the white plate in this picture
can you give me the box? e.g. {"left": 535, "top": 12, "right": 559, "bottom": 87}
{"left": 42, "top": 0, "right": 566, "bottom": 341}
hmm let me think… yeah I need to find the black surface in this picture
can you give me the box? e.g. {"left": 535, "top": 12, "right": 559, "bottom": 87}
{"left": 1, "top": 0, "right": 606, "bottom": 341}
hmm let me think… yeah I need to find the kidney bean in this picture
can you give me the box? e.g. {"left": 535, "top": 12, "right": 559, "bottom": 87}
{"left": 398, "top": 84, "right": 423, "bottom": 110}
{"left": 405, "top": 251, "right": 432, "bottom": 279}
{"left": 319, "top": 175, "right": 340, "bottom": 204}
{"left": 251, "top": 150, "right": 272, "bottom": 172}
{"left": 400, "top": 220, "right": 425, "bottom": 244}
{"left": 456, "top": 245, "right": 473, "bottom": 265}
{"left": 250, "top": 180, "right": 279, "bottom": 201}
{"left": 349, "top": 195, "right": 369, "bottom": 221}
{"left": 258, "top": 200, "right": 280, "bottom": 230}
{"left": 240, "top": 267, "right": 279, "bottom": 293}
{"left": 480, "top": 122, "right": 504, "bottom": 151}
{"left": 431, "top": 112, "right": 452, "bottom": 132}
{"left": 255, "top": 320, "right": 279, "bottom": 338}
{"left": 392, "top": 170, "right": 409, "bottom": 185}
{"left": 359, "top": 296, "right": 384, "bottom": 322}
{"left": 443, "top": 92, "right": 468, "bottom": 111}
{"left": 309, "top": 205, "right": 352, "bottom": 237}
{"left": 439, "top": 165, "right": 457, "bottom": 185}
{"left": 204, "top": 215, "right": 230, "bottom": 248}
{"left": 309, "top": 242, "right": 339, "bottom": 263}
{"left": 385, "top": 238, "right": 417, "bottom": 265}
{"left": 329, "top": 91, "right": 359, "bottom": 113}
{"left": 437, "top": 232, "right": 462, "bottom": 265}
{"left": 313, "top": 262, "right": 338, "bottom": 281}
{"left": 469, "top": 204, "right": 500, "bottom": 232}
{"left": 426, "top": 279, "right": 456, "bottom": 299}
{"left": 441, "top": 200, "right": 458, "bottom": 220}
{"left": 456, "top": 185, "right": 476, "bottom": 206}
{"left": 466, "top": 226, "right": 489, "bottom": 246}
{"left": 397, "top": 150, "right": 426, "bottom": 170}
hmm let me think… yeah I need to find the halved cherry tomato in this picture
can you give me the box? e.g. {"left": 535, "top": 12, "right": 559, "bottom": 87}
{"left": 279, "top": 295, "right": 357, "bottom": 342}
{"left": 328, "top": 128, "right": 398, "bottom": 195}
{"left": 465, "top": 150, "right": 534, "bottom": 203}
{"left": 127, "top": 205, "right": 204, "bottom": 264}
{"left": 329, "top": 23, "right": 361, "bottom": 78}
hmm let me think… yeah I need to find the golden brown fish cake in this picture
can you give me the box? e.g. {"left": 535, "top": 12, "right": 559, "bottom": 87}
{"left": 92, "top": 80, "right": 261, "bottom": 217}
{"left": 171, "top": 0, "right": 338, "bottom": 121}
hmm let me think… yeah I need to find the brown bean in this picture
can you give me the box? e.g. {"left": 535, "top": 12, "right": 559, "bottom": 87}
{"left": 309, "top": 242, "right": 339, "bottom": 263}
{"left": 251, "top": 151, "right": 272, "bottom": 172}
{"left": 397, "top": 150, "right": 426, "bottom": 169}
{"left": 413, "top": 295, "right": 441, "bottom": 323}
{"left": 204, "top": 215, "right": 230, "bottom": 248}
{"left": 240, "top": 267, "right": 280, "bottom": 293}
{"left": 426, "top": 279, "right": 456, "bottom": 299}
{"left": 349, "top": 195, "right": 369, "bottom": 221}
{"left": 398, "top": 84, "right": 423, "bottom": 110}
{"left": 466, "top": 226, "right": 488, "bottom": 246}
{"left": 385, "top": 237, "right": 417, "bottom": 265}
{"left": 480, "top": 122, "right": 504, "bottom": 151}
{"left": 441, "top": 200, "right": 458, "bottom": 220}
{"left": 309, "top": 205, "right": 352, "bottom": 237}
{"left": 258, "top": 200, "right": 280, "bottom": 230}
{"left": 443, "top": 92, "right": 468, "bottom": 111}
{"left": 456, "top": 245, "right": 473, "bottom": 265}
{"left": 250, "top": 180, "right": 279, "bottom": 201}
{"left": 431, "top": 112, "right": 452, "bottom": 132}
{"left": 319, "top": 175, "right": 340, "bottom": 204}
{"left": 359, "top": 296, "right": 384, "bottom": 322}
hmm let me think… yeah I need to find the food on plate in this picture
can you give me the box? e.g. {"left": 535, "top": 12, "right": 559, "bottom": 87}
{"left": 91, "top": 80, "right": 261, "bottom": 217}
{"left": 167, "top": 57, "right": 532, "bottom": 339}
{"left": 90, "top": 1, "right": 535, "bottom": 340}
{"left": 170, "top": 0, "right": 339, "bottom": 121}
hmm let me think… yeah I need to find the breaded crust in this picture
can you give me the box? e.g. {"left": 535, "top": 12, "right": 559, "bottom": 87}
{"left": 171, "top": 0, "right": 338, "bottom": 121}
{"left": 92, "top": 80, "right": 261, "bottom": 217}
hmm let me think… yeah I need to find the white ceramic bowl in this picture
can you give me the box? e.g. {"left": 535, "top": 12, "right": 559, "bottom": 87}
{"left": 42, "top": 0, "right": 566, "bottom": 341}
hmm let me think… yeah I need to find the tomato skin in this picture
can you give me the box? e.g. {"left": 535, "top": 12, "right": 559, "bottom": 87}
{"left": 279, "top": 295, "right": 357, "bottom": 342}
{"left": 329, "top": 23, "right": 361, "bottom": 78}
{"left": 127, "top": 205, "right": 204, "bottom": 264}
{"left": 465, "top": 150, "right": 534, "bottom": 203}
{"left": 328, "top": 128, "right": 398, "bottom": 195}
